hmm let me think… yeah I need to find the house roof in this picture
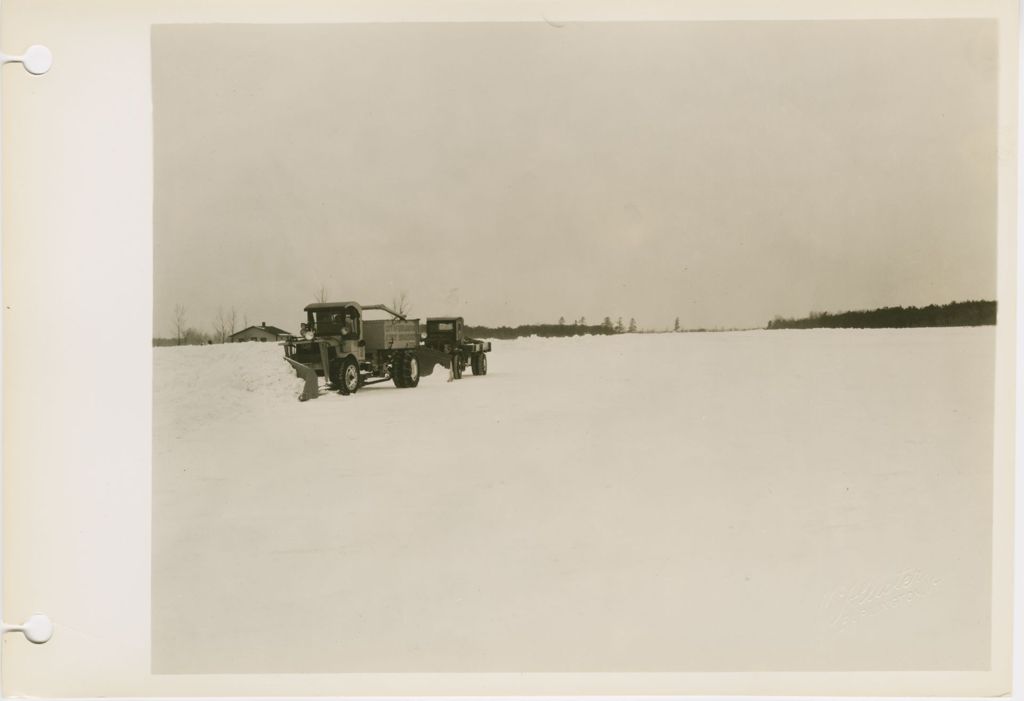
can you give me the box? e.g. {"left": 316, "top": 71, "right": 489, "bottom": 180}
{"left": 229, "top": 324, "right": 292, "bottom": 338}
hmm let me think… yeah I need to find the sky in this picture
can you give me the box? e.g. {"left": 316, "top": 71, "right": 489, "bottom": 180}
{"left": 152, "top": 20, "right": 997, "bottom": 335}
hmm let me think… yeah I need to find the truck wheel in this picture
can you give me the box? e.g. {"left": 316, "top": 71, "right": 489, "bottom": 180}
{"left": 391, "top": 355, "right": 406, "bottom": 388}
{"left": 471, "top": 353, "right": 488, "bottom": 376}
{"left": 402, "top": 354, "right": 420, "bottom": 388}
{"left": 451, "top": 354, "right": 463, "bottom": 380}
{"left": 338, "top": 357, "right": 360, "bottom": 395}
{"left": 327, "top": 358, "right": 343, "bottom": 388}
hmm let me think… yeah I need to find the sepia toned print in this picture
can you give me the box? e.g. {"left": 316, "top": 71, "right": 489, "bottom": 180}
{"left": 151, "top": 20, "right": 1001, "bottom": 675}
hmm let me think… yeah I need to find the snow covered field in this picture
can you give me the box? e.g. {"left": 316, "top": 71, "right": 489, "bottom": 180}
{"left": 153, "top": 328, "right": 995, "bottom": 673}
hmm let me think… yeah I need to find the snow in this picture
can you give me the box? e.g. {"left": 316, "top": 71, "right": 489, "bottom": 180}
{"left": 153, "top": 328, "right": 996, "bottom": 673}
{"left": 153, "top": 342, "right": 306, "bottom": 441}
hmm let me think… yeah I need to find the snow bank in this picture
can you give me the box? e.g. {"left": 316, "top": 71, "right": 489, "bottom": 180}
{"left": 153, "top": 342, "right": 305, "bottom": 440}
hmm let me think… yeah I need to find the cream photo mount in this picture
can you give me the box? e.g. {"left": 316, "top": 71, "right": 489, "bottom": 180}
{"left": 0, "top": 0, "right": 1017, "bottom": 697}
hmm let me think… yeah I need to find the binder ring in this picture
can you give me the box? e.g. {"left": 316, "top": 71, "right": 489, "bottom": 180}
{"left": 0, "top": 45, "right": 52, "bottom": 75}
{"left": 2, "top": 614, "right": 53, "bottom": 644}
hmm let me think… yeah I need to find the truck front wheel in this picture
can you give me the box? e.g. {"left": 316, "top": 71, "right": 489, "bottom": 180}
{"left": 338, "top": 357, "right": 360, "bottom": 395}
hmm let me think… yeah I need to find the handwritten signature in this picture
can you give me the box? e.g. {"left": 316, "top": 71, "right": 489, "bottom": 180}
{"left": 822, "top": 568, "right": 941, "bottom": 632}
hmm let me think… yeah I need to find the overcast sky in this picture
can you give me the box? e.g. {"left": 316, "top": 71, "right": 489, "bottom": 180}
{"left": 153, "top": 20, "right": 996, "bottom": 335}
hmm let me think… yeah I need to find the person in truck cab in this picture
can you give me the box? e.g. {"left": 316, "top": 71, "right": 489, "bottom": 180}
{"left": 327, "top": 312, "right": 353, "bottom": 331}
{"left": 340, "top": 313, "right": 358, "bottom": 337}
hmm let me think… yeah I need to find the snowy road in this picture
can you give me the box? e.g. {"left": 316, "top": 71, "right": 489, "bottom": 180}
{"left": 153, "top": 329, "right": 995, "bottom": 673}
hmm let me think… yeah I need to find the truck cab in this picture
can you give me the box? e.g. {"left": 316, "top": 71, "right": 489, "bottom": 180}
{"left": 424, "top": 317, "right": 466, "bottom": 352}
{"left": 298, "top": 302, "right": 366, "bottom": 360}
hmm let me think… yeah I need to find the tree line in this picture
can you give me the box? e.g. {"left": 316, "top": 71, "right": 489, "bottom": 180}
{"left": 468, "top": 316, "right": 643, "bottom": 339}
{"left": 155, "top": 296, "right": 996, "bottom": 346}
{"left": 766, "top": 300, "right": 996, "bottom": 330}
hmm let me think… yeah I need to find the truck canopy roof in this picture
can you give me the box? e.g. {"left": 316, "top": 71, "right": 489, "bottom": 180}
{"left": 304, "top": 301, "right": 362, "bottom": 313}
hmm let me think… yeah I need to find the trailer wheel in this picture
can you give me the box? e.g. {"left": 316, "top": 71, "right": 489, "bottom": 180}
{"left": 402, "top": 355, "right": 420, "bottom": 388}
{"left": 471, "top": 353, "right": 488, "bottom": 376}
{"left": 338, "top": 357, "right": 360, "bottom": 395}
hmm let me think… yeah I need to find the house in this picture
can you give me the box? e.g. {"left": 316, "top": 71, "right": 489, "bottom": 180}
{"left": 230, "top": 322, "right": 292, "bottom": 343}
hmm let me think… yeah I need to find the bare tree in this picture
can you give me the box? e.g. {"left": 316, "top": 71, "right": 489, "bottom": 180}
{"left": 212, "top": 309, "right": 226, "bottom": 344}
{"left": 629, "top": 317, "right": 638, "bottom": 333}
{"left": 213, "top": 306, "right": 238, "bottom": 343}
{"left": 674, "top": 317, "right": 680, "bottom": 332}
{"left": 315, "top": 284, "right": 329, "bottom": 303}
{"left": 174, "top": 304, "right": 187, "bottom": 346}
{"left": 392, "top": 290, "right": 411, "bottom": 317}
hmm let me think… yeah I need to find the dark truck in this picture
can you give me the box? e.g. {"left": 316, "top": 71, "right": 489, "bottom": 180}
{"left": 283, "top": 301, "right": 452, "bottom": 400}
{"left": 423, "top": 317, "right": 491, "bottom": 380}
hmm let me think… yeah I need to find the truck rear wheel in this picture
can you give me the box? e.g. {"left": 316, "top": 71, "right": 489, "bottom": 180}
{"left": 471, "top": 353, "right": 488, "bottom": 375}
{"left": 338, "top": 357, "right": 360, "bottom": 395}
{"left": 404, "top": 355, "right": 420, "bottom": 387}
{"left": 395, "top": 353, "right": 419, "bottom": 388}
{"left": 391, "top": 356, "right": 406, "bottom": 387}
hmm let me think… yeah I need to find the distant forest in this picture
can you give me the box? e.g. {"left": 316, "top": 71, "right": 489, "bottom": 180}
{"left": 767, "top": 300, "right": 996, "bottom": 330}
{"left": 466, "top": 323, "right": 618, "bottom": 339}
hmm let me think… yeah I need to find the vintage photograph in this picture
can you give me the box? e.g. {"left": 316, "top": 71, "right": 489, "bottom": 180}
{"left": 151, "top": 20, "right": 1002, "bottom": 676}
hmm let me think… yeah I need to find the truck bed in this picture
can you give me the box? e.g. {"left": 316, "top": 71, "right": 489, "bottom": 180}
{"left": 362, "top": 319, "right": 420, "bottom": 351}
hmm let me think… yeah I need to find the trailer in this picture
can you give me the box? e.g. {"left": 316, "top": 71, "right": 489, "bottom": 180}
{"left": 282, "top": 302, "right": 451, "bottom": 400}
{"left": 423, "top": 317, "right": 492, "bottom": 380}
